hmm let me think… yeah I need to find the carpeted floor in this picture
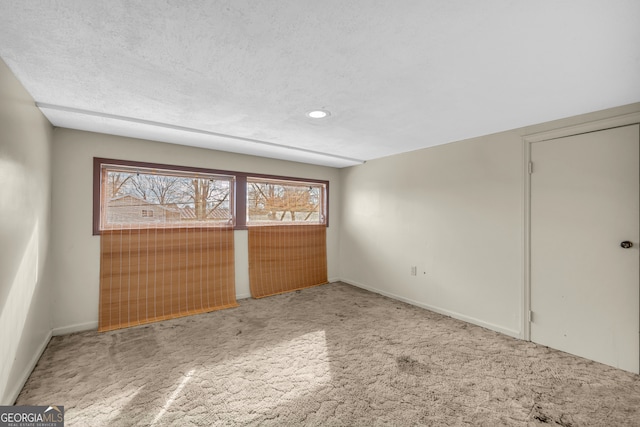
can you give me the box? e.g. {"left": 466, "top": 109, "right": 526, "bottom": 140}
{"left": 17, "top": 282, "right": 640, "bottom": 426}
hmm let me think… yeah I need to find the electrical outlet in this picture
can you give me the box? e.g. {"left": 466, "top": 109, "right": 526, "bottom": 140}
{"left": 410, "top": 266, "right": 417, "bottom": 276}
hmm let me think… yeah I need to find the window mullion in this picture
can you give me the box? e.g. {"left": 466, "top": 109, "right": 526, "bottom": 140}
{"left": 235, "top": 174, "right": 247, "bottom": 230}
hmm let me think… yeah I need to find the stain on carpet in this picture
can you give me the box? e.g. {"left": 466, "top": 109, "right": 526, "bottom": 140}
{"left": 532, "top": 403, "right": 575, "bottom": 426}
{"left": 396, "top": 355, "right": 430, "bottom": 375}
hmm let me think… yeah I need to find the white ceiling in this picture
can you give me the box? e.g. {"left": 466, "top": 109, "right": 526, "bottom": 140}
{"left": 1, "top": 1, "right": 639, "bottom": 168}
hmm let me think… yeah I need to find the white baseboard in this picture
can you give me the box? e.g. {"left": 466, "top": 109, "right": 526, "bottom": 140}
{"left": 340, "top": 278, "right": 521, "bottom": 339}
{"left": 6, "top": 330, "right": 52, "bottom": 405}
{"left": 52, "top": 321, "right": 98, "bottom": 336}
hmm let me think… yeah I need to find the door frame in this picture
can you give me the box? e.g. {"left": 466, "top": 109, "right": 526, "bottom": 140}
{"left": 522, "top": 111, "right": 640, "bottom": 341}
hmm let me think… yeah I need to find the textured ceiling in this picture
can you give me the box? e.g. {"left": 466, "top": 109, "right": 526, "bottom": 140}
{"left": 1, "top": 1, "right": 639, "bottom": 167}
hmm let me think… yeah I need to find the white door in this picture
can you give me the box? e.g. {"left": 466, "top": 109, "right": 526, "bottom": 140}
{"left": 530, "top": 124, "right": 639, "bottom": 373}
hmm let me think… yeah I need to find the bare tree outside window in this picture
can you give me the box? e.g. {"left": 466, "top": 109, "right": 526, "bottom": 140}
{"left": 106, "top": 172, "right": 133, "bottom": 198}
{"left": 247, "top": 178, "right": 325, "bottom": 224}
{"left": 188, "top": 178, "right": 230, "bottom": 221}
{"left": 100, "top": 165, "right": 233, "bottom": 229}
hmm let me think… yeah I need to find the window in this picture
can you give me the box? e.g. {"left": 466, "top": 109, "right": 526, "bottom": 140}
{"left": 246, "top": 177, "right": 327, "bottom": 225}
{"left": 93, "top": 158, "right": 329, "bottom": 233}
{"left": 97, "top": 161, "right": 234, "bottom": 231}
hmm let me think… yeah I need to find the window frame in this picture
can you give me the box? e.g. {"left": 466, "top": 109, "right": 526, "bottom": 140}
{"left": 93, "top": 158, "right": 330, "bottom": 235}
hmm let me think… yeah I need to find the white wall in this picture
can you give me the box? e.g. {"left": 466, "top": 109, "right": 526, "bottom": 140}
{"left": 0, "top": 59, "right": 53, "bottom": 404}
{"left": 50, "top": 129, "right": 341, "bottom": 333}
{"left": 339, "top": 133, "right": 523, "bottom": 336}
{"left": 339, "top": 103, "right": 640, "bottom": 338}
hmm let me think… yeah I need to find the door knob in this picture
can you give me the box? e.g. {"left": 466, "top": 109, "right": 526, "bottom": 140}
{"left": 620, "top": 241, "right": 633, "bottom": 249}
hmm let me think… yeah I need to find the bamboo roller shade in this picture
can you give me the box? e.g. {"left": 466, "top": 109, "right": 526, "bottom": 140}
{"left": 99, "top": 227, "right": 237, "bottom": 331}
{"left": 248, "top": 225, "right": 328, "bottom": 298}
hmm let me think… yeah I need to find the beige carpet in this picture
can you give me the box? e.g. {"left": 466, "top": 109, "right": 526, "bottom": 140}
{"left": 17, "top": 282, "right": 640, "bottom": 426}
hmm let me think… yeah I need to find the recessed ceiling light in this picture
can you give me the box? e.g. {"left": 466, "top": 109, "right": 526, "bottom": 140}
{"left": 306, "top": 110, "right": 330, "bottom": 119}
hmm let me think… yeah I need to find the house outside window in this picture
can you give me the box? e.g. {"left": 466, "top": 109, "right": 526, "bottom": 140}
{"left": 99, "top": 162, "right": 234, "bottom": 230}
